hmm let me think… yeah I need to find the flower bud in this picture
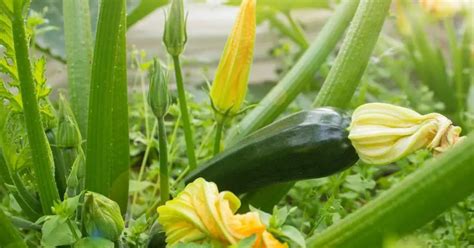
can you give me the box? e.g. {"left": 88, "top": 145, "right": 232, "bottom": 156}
{"left": 163, "top": 0, "right": 187, "bottom": 56}
{"left": 57, "top": 94, "right": 82, "bottom": 148}
{"left": 210, "top": 0, "right": 256, "bottom": 115}
{"left": 83, "top": 192, "right": 124, "bottom": 241}
{"left": 148, "top": 59, "right": 170, "bottom": 118}
{"left": 348, "top": 103, "right": 464, "bottom": 165}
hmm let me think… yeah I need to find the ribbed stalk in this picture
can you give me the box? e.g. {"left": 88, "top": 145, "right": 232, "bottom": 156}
{"left": 314, "top": 0, "right": 392, "bottom": 108}
{"left": 172, "top": 56, "right": 197, "bottom": 170}
{"left": 85, "top": 0, "right": 129, "bottom": 213}
{"left": 307, "top": 133, "right": 474, "bottom": 247}
{"left": 0, "top": 208, "right": 27, "bottom": 248}
{"left": 225, "top": 0, "right": 360, "bottom": 144}
{"left": 63, "top": 0, "right": 93, "bottom": 137}
{"left": 12, "top": 0, "right": 59, "bottom": 214}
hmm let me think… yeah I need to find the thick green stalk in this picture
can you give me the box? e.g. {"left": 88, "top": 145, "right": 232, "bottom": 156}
{"left": 63, "top": 0, "right": 93, "bottom": 137}
{"left": 158, "top": 116, "right": 169, "bottom": 202}
{"left": 12, "top": 0, "right": 59, "bottom": 214}
{"left": 307, "top": 133, "right": 474, "bottom": 247}
{"left": 213, "top": 121, "right": 224, "bottom": 155}
{"left": 225, "top": 0, "right": 359, "bottom": 144}
{"left": 314, "top": 0, "right": 391, "bottom": 107}
{"left": 172, "top": 56, "right": 197, "bottom": 170}
{"left": 85, "top": 0, "right": 129, "bottom": 213}
{"left": 0, "top": 208, "right": 27, "bottom": 248}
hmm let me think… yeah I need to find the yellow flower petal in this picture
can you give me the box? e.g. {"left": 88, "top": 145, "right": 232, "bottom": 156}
{"left": 349, "top": 103, "right": 464, "bottom": 165}
{"left": 157, "top": 178, "right": 286, "bottom": 247}
{"left": 210, "top": 0, "right": 256, "bottom": 114}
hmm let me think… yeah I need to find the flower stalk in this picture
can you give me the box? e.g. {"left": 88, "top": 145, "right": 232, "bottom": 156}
{"left": 148, "top": 59, "right": 171, "bottom": 202}
{"left": 164, "top": 0, "right": 197, "bottom": 170}
{"left": 210, "top": 0, "right": 257, "bottom": 154}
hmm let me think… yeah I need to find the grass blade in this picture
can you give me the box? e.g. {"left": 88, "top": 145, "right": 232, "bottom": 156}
{"left": 63, "top": 0, "right": 93, "bottom": 137}
{"left": 225, "top": 0, "right": 359, "bottom": 144}
{"left": 12, "top": 0, "right": 59, "bottom": 214}
{"left": 307, "top": 133, "right": 474, "bottom": 247}
{"left": 85, "top": 0, "right": 129, "bottom": 213}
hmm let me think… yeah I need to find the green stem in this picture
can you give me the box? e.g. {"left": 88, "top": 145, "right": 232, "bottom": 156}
{"left": 314, "top": 0, "right": 392, "bottom": 107}
{"left": 12, "top": 0, "right": 59, "bottom": 214}
{"left": 225, "top": 0, "right": 360, "bottom": 145}
{"left": 266, "top": 12, "right": 309, "bottom": 49}
{"left": 307, "top": 133, "right": 474, "bottom": 247}
{"left": 158, "top": 116, "right": 169, "bottom": 202}
{"left": 213, "top": 121, "right": 225, "bottom": 155}
{"left": 9, "top": 215, "right": 41, "bottom": 231}
{"left": 285, "top": 11, "right": 309, "bottom": 49}
{"left": 172, "top": 55, "right": 197, "bottom": 170}
{"left": 0, "top": 208, "right": 27, "bottom": 248}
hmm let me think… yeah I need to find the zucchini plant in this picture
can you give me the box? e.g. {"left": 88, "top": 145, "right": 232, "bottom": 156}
{"left": 0, "top": 0, "right": 472, "bottom": 247}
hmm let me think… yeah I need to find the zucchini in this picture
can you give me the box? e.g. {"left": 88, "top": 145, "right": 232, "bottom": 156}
{"left": 185, "top": 108, "right": 358, "bottom": 194}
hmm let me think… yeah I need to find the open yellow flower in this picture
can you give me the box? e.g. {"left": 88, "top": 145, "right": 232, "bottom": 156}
{"left": 210, "top": 0, "right": 256, "bottom": 115}
{"left": 348, "top": 103, "right": 464, "bottom": 165}
{"left": 157, "top": 178, "right": 287, "bottom": 247}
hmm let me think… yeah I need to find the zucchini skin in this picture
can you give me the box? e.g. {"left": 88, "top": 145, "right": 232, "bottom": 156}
{"left": 185, "top": 108, "right": 359, "bottom": 194}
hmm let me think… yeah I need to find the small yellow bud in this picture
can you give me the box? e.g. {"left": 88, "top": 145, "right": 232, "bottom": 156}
{"left": 348, "top": 103, "right": 464, "bottom": 165}
{"left": 210, "top": 0, "right": 256, "bottom": 115}
{"left": 157, "top": 178, "right": 286, "bottom": 247}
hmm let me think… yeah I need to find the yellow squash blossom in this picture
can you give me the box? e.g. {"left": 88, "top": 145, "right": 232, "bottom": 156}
{"left": 210, "top": 0, "right": 256, "bottom": 115}
{"left": 419, "top": 0, "right": 463, "bottom": 18}
{"left": 157, "top": 178, "right": 287, "bottom": 247}
{"left": 348, "top": 103, "right": 464, "bottom": 165}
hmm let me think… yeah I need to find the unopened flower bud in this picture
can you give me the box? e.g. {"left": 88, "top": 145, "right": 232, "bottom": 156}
{"left": 148, "top": 59, "right": 170, "bottom": 118}
{"left": 57, "top": 94, "right": 81, "bottom": 148}
{"left": 210, "top": 0, "right": 256, "bottom": 115}
{"left": 163, "top": 0, "right": 187, "bottom": 56}
{"left": 83, "top": 192, "right": 124, "bottom": 241}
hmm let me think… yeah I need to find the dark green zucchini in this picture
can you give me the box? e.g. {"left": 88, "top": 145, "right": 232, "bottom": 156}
{"left": 185, "top": 107, "right": 359, "bottom": 194}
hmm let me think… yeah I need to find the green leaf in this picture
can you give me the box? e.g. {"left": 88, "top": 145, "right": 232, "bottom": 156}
{"left": 41, "top": 215, "right": 81, "bottom": 247}
{"left": 280, "top": 225, "right": 306, "bottom": 248}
